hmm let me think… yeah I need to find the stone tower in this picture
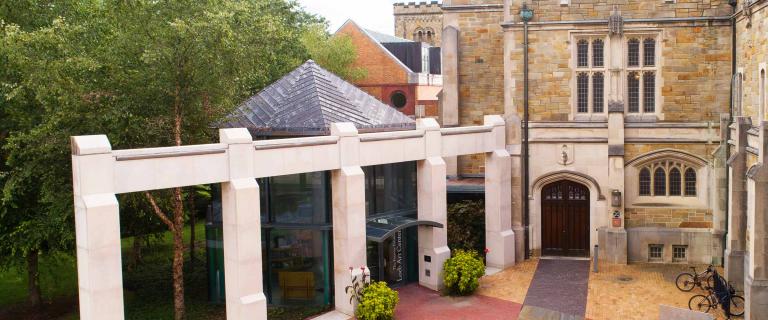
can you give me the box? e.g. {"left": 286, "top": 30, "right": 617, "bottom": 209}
{"left": 393, "top": 1, "right": 443, "bottom": 46}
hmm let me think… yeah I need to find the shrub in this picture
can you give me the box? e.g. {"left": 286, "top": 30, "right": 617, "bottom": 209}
{"left": 443, "top": 249, "right": 485, "bottom": 296}
{"left": 355, "top": 281, "right": 399, "bottom": 320}
{"left": 447, "top": 200, "right": 485, "bottom": 254}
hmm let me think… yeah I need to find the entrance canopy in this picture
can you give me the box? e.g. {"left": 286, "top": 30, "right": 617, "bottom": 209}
{"left": 366, "top": 216, "right": 443, "bottom": 243}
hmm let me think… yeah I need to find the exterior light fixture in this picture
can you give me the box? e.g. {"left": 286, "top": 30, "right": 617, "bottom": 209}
{"left": 520, "top": 3, "right": 534, "bottom": 23}
{"left": 611, "top": 190, "right": 622, "bottom": 207}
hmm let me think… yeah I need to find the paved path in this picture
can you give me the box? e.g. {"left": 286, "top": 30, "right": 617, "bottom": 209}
{"left": 394, "top": 284, "right": 522, "bottom": 320}
{"left": 523, "top": 259, "right": 590, "bottom": 318}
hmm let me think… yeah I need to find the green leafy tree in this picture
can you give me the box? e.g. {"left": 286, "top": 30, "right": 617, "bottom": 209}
{"left": 1, "top": 0, "right": 360, "bottom": 317}
{"left": 302, "top": 24, "right": 366, "bottom": 82}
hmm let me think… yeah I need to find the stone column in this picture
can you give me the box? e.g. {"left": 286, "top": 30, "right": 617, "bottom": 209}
{"left": 484, "top": 115, "right": 516, "bottom": 270}
{"left": 600, "top": 104, "right": 628, "bottom": 264}
{"left": 71, "top": 135, "right": 124, "bottom": 320}
{"left": 416, "top": 118, "right": 451, "bottom": 290}
{"left": 330, "top": 123, "right": 367, "bottom": 316}
{"left": 745, "top": 121, "right": 768, "bottom": 319}
{"left": 219, "top": 129, "right": 267, "bottom": 320}
{"left": 726, "top": 116, "right": 751, "bottom": 288}
{"left": 441, "top": 24, "right": 460, "bottom": 178}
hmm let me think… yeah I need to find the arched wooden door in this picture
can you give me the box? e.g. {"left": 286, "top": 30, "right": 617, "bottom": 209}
{"left": 541, "top": 180, "right": 590, "bottom": 257}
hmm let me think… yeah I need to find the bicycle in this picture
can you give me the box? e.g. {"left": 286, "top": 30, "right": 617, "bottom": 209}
{"left": 676, "top": 265, "right": 714, "bottom": 292}
{"left": 688, "top": 270, "right": 745, "bottom": 318}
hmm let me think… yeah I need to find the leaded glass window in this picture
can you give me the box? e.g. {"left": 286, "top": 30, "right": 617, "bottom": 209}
{"left": 644, "top": 72, "right": 655, "bottom": 112}
{"left": 577, "top": 72, "right": 589, "bottom": 113}
{"left": 593, "top": 72, "right": 604, "bottom": 113}
{"left": 654, "top": 167, "right": 666, "bottom": 196}
{"left": 669, "top": 168, "right": 681, "bottom": 196}
{"left": 628, "top": 72, "right": 640, "bottom": 113}
{"left": 639, "top": 168, "right": 651, "bottom": 196}
{"left": 643, "top": 38, "right": 655, "bottom": 66}
{"left": 685, "top": 168, "right": 697, "bottom": 196}
{"left": 577, "top": 39, "right": 589, "bottom": 68}
{"left": 628, "top": 38, "right": 640, "bottom": 67}
{"left": 592, "top": 39, "right": 604, "bottom": 67}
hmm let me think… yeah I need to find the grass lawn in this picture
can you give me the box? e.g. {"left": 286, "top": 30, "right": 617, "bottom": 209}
{"left": 0, "top": 220, "right": 332, "bottom": 320}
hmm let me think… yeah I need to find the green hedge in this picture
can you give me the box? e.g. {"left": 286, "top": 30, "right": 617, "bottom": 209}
{"left": 447, "top": 200, "right": 485, "bottom": 254}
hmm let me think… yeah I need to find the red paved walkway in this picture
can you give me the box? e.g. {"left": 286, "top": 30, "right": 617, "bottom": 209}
{"left": 394, "top": 284, "right": 523, "bottom": 320}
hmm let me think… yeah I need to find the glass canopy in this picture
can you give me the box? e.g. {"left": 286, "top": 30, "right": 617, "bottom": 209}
{"left": 366, "top": 215, "right": 443, "bottom": 243}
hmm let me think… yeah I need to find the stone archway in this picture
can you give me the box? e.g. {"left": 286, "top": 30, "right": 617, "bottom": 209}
{"left": 540, "top": 180, "right": 590, "bottom": 257}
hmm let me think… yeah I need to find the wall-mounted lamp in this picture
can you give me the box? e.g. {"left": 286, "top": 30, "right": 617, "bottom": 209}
{"left": 520, "top": 3, "right": 534, "bottom": 22}
{"left": 611, "top": 190, "right": 622, "bottom": 207}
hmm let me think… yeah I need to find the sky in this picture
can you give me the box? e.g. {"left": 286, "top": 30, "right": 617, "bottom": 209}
{"left": 296, "top": 0, "right": 403, "bottom": 35}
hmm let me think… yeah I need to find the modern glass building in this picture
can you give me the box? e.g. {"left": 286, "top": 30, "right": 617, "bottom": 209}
{"left": 208, "top": 61, "right": 425, "bottom": 308}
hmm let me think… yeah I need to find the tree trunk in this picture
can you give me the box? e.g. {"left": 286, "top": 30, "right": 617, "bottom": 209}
{"left": 188, "top": 190, "right": 196, "bottom": 269}
{"left": 27, "top": 251, "right": 42, "bottom": 309}
{"left": 172, "top": 187, "right": 186, "bottom": 320}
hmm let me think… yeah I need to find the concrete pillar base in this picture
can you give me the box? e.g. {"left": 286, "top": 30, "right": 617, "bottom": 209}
{"left": 512, "top": 226, "right": 525, "bottom": 263}
{"left": 725, "top": 249, "right": 746, "bottom": 290}
{"left": 745, "top": 274, "right": 768, "bottom": 320}
{"left": 597, "top": 227, "right": 627, "bottom": 265}
{"left": 486, "top": 229, "right": 516, "bottom": 269}
{"left": 418, "top": 245, "right": 451, "bottom": 290}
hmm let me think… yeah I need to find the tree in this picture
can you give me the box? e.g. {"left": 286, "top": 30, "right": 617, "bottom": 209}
{"left": 1, "top": 0, "right": 359, "bottom": 318}
{"left": 302, "top": 23, "right": 366, "bottom": 82}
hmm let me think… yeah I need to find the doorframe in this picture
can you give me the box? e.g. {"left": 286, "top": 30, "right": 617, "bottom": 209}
{"left": 529, "top": 171, "right": 607, "bottom": 257}
{"left": 539, "top": 180, "right": 591, "bottom": 257}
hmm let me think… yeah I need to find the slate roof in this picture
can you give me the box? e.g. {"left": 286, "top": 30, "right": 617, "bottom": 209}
{"left": 220, "top": 60, "right": 415, "bottom": 136}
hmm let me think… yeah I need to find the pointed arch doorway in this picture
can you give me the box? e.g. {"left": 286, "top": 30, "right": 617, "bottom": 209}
{"left": 541, "top": 180, "right": 590, "bottom": 257}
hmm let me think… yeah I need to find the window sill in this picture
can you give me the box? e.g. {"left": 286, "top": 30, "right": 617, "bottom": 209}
{"left": 572, "top": 114, "right": 608, "bottom": 122}
{"left": 625, "top": 114, "right": 659, "bottom": 122}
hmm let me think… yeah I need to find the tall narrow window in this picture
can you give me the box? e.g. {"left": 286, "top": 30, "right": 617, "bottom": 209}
{"left": 733, "top": 73, "right": 744, "bottom": 116}
{"left": 685, "top": 168, "right": 697, "bottom": 196}
{"left": 577, "top": 39, "right": 589, "bottom": 68}
{"left": 577, "top": 72, "right": 589, "bottom": 113}
{"left": 628, "top": 72, "right": 640, "bottom": 112}
{"left": 628, "top": 38, "right": 640, "bottom": 67}
{"left": 761, "top": 69, "right": 766, "bottom": 120}
{"left": 639, "top": 168, "right": 651, "bottom": 196}
{"left": 669, "top": 168, "right": 682, "bottom": 196}
{"left": 654, "top": 167, "right": 666, "bottom": 196}
{"left": 643, "top": 38, "right": 656, "bottom": 66}
{"left": 644, "top": 72, "right": 656, "bottom": 112}
{"left": 592, "top": 39, "right": 604, "bottom": 67}
{"left": 593, "top": 72, "right": 604, "bottom": 113}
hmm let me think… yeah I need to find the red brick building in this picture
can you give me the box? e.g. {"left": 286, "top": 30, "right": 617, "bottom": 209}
{"left": 336, "top": 20, "right": 442, "bottom": 119}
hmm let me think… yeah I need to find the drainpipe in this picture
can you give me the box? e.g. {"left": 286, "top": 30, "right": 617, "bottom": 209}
{"left": 520, "top": 3, "right": 534, "bottom": 259}
{"left": 724, "top": 0, "right": 737, "bottom": 267}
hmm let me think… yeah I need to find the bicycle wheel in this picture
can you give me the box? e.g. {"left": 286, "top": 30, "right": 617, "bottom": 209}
{"left": 728, "top": 295, "right": 745, "bottom": 317}
{"left": 676, "top": 273, "right": 696, "bottom": 291}
{"left": 689, "top": 294, "right": 712, "bottom": 313}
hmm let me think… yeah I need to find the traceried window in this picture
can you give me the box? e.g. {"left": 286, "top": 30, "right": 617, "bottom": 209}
{"left": 628, "top": 38, "right": 640, "bottom": 67}
{"left": 638, "top": 161, "right": 697, "bottom": 197}
{"left": 577, "top": 39, "right": 589, "bottom": 68}
{"left": 628, "top": 72, "right": 640, "bottom": 113}
{"left": 654, "top": 168, "right": 667, "bottom": 196}
{"left": 626, "top": 35, "right": 658, "bottom": 115}
{"left": 733, "top": 72, "right": 744, "bottom": 116}
{"left": 639, "top": 168, "right": 651, "bottom": 196}
{"left": 643, "top": 38, "right": 656, "bottom": 67}
{"left": 577, "top": 73, "right": 589, "bottom": 113}
{"left": 572, "top": 36, "right": 606, "bottom": 115}
{"left": 685, "top": 168, "right": 697, "bottom": 196}
{"left": 669, "top": 168, "right": 682, "bottom": 196}
{"left": 592, "top": 39, "right": 604, "bottom": 67}
{"left": 761, "top": 68, "right": 766, "bottom": 120}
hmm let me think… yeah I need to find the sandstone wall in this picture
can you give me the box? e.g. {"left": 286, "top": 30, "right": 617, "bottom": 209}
{"left": 625, "top": 207, "right": 713, "bottom": 228}
{"left": 736, "top": 2, "right": 768, "bottom": 120}
{"left": 394, "top": 2, "right": 443, "bottom": 45}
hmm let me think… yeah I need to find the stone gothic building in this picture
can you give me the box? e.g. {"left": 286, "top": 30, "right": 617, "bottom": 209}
{"left": 394, "top": 1, "right": 444, "bottom": 45}
{"left": 435, "top": 0, "right": 767, "bottom": 317}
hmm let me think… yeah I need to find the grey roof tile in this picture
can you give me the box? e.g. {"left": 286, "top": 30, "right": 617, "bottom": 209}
{"left": 219, "top": 60, "right": 415, "bottom": 136}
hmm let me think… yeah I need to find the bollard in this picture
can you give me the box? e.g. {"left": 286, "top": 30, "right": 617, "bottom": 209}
{"left": 593, "top": 245, "right": 599, "bottom": 273}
